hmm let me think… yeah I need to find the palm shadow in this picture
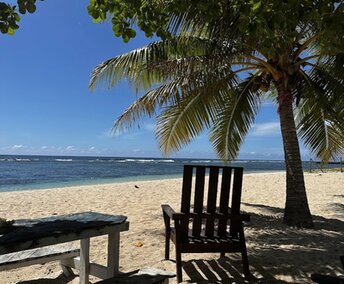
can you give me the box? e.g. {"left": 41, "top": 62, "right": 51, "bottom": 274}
{"left": 243, "top": 203, "right": 343, "bottom": 282}
{"left": 179, "top": 203, "right": 344, "bottom": 283}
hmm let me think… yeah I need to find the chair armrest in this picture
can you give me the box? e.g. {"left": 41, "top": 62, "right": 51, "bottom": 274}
{"left": 161, "top": 204, "right": 176, "bottom": 219}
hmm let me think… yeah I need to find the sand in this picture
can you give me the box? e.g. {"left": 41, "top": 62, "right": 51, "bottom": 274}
{"left": 0, "top": 171, "right": 343, "bottom": 283}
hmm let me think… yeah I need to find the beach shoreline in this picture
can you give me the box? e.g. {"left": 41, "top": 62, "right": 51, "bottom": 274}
{"left": 0, "top": 170, "right": 286, "bottom": 194}
{"left": 2, "top": 154, "right": 338, "bottom": 194}
{"left": 0, "top": 171, "right": 343, "bottom": 283}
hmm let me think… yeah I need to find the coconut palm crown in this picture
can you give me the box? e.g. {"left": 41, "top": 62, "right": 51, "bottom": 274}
{"left": 89, "top": 0, "right": 344, "bottom": 228}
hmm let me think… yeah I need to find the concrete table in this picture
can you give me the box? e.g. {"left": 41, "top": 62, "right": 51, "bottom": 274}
{"left": 0, "top": 212, "right": 129, "bottom": 284}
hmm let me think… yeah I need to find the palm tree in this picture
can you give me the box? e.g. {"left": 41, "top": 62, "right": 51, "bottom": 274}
{"left": 89, "top": 6, "right": 344, "bottom": 228}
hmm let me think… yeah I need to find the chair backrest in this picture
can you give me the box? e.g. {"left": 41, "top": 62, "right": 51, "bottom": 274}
{"left": 179, "top": 165, "right": 244, "bottom": 239}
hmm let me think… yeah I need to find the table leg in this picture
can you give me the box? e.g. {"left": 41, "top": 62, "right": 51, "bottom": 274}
{"left": 107, "top": 232, "right": 120, "bottom": 278}
{"left": 79, "top": 238, "right": 90, "bottom": 284}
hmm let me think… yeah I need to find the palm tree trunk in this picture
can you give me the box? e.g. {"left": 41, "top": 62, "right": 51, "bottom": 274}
{"left": 277, "top": 85, "right": 313, "bottom": 228}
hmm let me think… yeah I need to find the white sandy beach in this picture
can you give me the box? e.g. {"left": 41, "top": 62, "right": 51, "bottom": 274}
{"left": 0, "top": 172, "right": 343, "bottom": 283}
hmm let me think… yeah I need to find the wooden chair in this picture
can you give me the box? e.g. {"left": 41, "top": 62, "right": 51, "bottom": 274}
{"left": 162, "top": 165, "right": 250, "bottom": 283}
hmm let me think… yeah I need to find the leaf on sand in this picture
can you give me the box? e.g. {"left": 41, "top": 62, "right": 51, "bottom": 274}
{"left": 134, "top": 240, "right": 144, "bottom": 247}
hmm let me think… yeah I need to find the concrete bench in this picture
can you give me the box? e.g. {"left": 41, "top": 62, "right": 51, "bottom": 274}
{"left": 95, "top": 268, "right": 175, "bottom": 284}
{"left": 0, "top": 243, "right": 80, "bottom": 272}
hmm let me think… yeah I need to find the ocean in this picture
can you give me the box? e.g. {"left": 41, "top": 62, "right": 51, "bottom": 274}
{"left": 0, "top": 155, "right": 335, "bottom": 192}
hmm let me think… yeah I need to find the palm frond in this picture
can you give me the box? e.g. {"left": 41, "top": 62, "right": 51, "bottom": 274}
{"left": 165, "top": 1, "right": 241, "bottom": 42}
{"left": 301, "top": 64, "right": 344, "bottom": 129}
{"left": 296, "top": 70, "right": 344, "bottom": 162}
{"left": 318, "top": 53, "right": 344, "bottom": 82}
{"left": 89, "top": 36, "right": 240, "bottom": 92}
{"left": 112, "top": 77, "right": 182, "bottom": 134}
{"left": 296, "top": 98, "right": 344, "bottom": 162}
{"left": 209, "top": 75, "right": 261, "bottom": 160}
{"left": 112, "top": 64, "right": 240, "bottom": 134}
{"left": 156, "top": 71, "right": 238, "bottom": 155}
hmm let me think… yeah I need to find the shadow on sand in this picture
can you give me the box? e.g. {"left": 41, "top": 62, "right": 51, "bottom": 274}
{"left": 178, "top": 204, "right": 344, "bottom": 283}
{"left": 16, "top": 204, "right": 344, "bottom": 283}
{"left": 17, "top": 272, "right": 74, "bottom": 284}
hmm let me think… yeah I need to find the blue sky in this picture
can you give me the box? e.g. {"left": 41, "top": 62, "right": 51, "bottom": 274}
{"left": 0, "top": 1, "right": 310, "bottom": 160}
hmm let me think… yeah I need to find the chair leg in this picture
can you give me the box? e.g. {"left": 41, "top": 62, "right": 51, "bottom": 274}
{"left": 238, "top": 225, "right": 250, "bottom": 280}
{"left": 165, "top": 229, "right": 170, "bottom": 260}
{"left": 241, "top": 249, "right": 250, "bottom": 281}
{"left": 162, "top": 210, "right": 171, "bottom": 260}
{"left": 175, "top": 246, "right": 183, "bottom": 283}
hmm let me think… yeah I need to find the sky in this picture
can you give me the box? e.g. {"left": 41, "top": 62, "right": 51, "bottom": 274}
{"left": 0, "top": 1, "right": 311, "bottom": 160}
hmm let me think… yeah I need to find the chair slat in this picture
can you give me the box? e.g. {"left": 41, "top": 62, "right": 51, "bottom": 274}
{"left": 231, "top": 167, "right": 243, "bottom": 214}
{"left": 205, "top": 167, "right": 219, "bottom": 237}
{"left": 229, "top": 167, "right": 244, "bottom": 237}
{"left": 181, "top": 165, "right": 193, "bottom": 213}
{"left": 192, "top": 167, "right": 206, "bottom": 237}
{"left": 219, "top": 167, "right": 232, "bottom": 213}
{"left": 180, "top": 165, "right": 194, "bottom": 240}
{"left": 218, "top": 167, "right": 232, "bottom": 237}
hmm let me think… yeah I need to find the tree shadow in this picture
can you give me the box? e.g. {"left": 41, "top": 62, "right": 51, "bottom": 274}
{"left": 178, "top": 204, "right": 344, "bottom": 283}
{"left": 242, "top": 202, "right": 344, "bottom": 231}
{"left": 243, "top": 204, "right": 343, "bottom": 282}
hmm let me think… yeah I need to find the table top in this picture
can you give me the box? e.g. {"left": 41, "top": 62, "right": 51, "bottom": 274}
{"left": 0, "top": 212, "right": 128, "bottom": 254}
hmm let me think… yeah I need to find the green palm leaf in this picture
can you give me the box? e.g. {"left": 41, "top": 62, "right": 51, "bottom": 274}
{"left": 210, "top": 76, "right": 261, "bottom": 160}
{"left": 112, "top": 77, "right": 183, "bottom": 133}
{"left": 89, "top": 36, "right": 239, "bottom": 92}
{"left": 156, "top": 71, "right": 238, "bottom": 155}
{"left": 297, "top": 98, "right": 344, "bottom": 162}
{"left": 296, "top": 69, "right": 344, "bottom": 162}
{"left": 112, "top": 64, "right": 241, "bottom": 134}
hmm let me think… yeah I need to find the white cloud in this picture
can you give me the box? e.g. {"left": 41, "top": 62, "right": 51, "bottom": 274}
{"left": 12, "top": 145, "right": 25, "bottom": 149}
{"left": 65, "top": 146, "right": 75, "bottom": 151}
{"left": 251, "top": 122, "right": 280, "bottom": 136}
{"left": 89, "top": 146, "right": 95, "bottom": 151}
{"left": 238, "top": 151, "right": 285, "bottom": 160}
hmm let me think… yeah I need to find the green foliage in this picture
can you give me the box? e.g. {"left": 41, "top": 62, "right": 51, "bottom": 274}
{"left": 0, "top": 3, "right": 19, "bottom": 34}
{"left": 296, "top": 57, "right": 344, "bottom": 161}
{"left": 89, "top": 1, "right": 344, "bottom": 163}
{"left": 0, "top": 0, "right": 43, "bottom": 35}
{"left": 88, "top": 0, "right": 170, "bottom": 41}
{"left": 88, "top": 1, "right": 344, "bottom": 55}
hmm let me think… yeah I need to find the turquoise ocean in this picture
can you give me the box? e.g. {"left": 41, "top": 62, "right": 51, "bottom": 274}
{"left": 0, "top": 155, "right": 334, "bottom": 192}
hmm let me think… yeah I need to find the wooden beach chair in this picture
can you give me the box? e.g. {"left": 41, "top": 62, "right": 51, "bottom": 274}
{"left": 162, "top": 165, "right": 251, "bottom": 283}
